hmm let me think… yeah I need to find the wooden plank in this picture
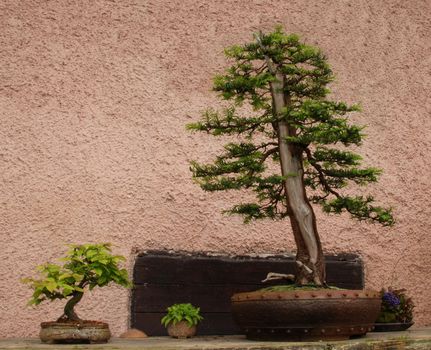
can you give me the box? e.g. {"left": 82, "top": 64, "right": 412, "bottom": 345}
{"left": 134, "top": 256, "right": 282, "bottom": 285}
{"left": 133, "top": 254, "right": 363, "bottom": 288}
{"left": 326, "top": 260, "right": 364, "bottom": 290}
{"left": 133, "top": 284, "right": 262, "bottom": 313}
{"left": 132, "top": 312, "right": 239, "bottom": 336}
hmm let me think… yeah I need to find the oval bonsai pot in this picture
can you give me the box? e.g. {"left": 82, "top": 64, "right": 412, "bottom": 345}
{"left": 231, "top": 289, "right": 381, "bottom": 341}
{"left": 167, "top": 321, "right": 197, "bottom": 338}
{"left": 39, "top": 320, "right": 111, "bottom": 344}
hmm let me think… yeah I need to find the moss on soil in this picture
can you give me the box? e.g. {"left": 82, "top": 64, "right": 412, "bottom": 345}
{"left": 258, "top": 284, "right": 345, "bottom": 292}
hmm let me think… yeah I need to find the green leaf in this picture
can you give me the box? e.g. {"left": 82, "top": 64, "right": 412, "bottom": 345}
{"left": 45, "top": 282, "right": 57, "bottom": 292}
{"left": 93, "top": 268, "right": 103, "bottom": 276}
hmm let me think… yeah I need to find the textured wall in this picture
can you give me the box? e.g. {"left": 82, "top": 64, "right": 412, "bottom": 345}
{"left": 0, "top": 0, "right": 430, "bottom": 337}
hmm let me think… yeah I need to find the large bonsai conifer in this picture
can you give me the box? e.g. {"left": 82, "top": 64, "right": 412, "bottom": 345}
{"left": 188, "top": 28, "right": 394, "bottom": 286}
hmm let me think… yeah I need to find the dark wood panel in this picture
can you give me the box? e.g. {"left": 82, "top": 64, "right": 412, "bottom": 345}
{"left": 132, "top": 312, "right": 239, "bottom": 336}
{"left": 326, "top": 260, "right": 363, "bottom": 289}
{"left": 131, "top": 252, "right": 364, "bottom": 335}
{"left": 133, "top": 284, "right": 262, "bottom": 313}
{"left": 133, "top": 254, "right": 363, "bottom": 288}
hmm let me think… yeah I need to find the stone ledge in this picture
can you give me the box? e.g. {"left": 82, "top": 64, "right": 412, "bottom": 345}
{"left": 0, "top": 328, "right": 430, "bottom": 350}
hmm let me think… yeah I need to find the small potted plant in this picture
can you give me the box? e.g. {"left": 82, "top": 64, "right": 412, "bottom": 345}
{"left": 161, "top": 303, "right": 203, "bottom": 338}
{"left": 374, "top": 288, "right": 415, "bottom": 332}
{"left": 22, "top": 243, "right": 132, "bottom": 343}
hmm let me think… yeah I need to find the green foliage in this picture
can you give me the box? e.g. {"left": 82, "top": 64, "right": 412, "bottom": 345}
{"left": 161, "top": 303, "right": 204, "bottom": 328}
{"left": 321, "top": 196, "right": 394, "bottom": 226}
{"left": 22, "top": 243, "right": 132, "bottom": 306}
{"left": 188, "top": 27, "right": 394, "bottom": 225}
{"left": 376, "top": 288, "right": 414, "bottom": 323}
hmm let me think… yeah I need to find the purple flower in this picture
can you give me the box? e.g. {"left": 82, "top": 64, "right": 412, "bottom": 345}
{"left": 383, "top": 292, "right": 400, "bottom": 307}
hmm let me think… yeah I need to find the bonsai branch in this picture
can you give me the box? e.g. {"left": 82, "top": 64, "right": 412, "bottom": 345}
{"left": 304, "top": 147, "right": 341, "bottom": 198}
{"left": 296, "top": 260, "right": 313, "bottom": 274}
{"left": 262, "top": 272, "right": 295, "bottom": 283}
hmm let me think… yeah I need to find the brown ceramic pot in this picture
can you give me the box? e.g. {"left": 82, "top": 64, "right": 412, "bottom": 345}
{"left": 167, "top": 321, "right": 197, "bottom": 338}
{"left": 39, "top": 320, "right": 111, "bottom": 344}
{"left": 231, "top": 289, "right": 381, "bottom": 341}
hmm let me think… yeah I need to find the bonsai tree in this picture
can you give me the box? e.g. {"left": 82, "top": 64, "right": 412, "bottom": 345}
{"left": 22, "top": 243, "right": 132, "bottom": 322}
{"left": 188, "top": 27, "right": 394, "bottom": 287}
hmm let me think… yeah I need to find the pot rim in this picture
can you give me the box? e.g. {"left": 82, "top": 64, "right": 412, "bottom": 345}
{"left": 40, "top": 321, "right": 109, "bottom": 329}
{"left": 231, "top": 289, "right": 380, "bottom": 302}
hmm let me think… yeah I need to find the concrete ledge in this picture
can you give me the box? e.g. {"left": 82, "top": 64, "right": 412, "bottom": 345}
{"left": 1, "top": 328, "right": 430, "bottom": 350}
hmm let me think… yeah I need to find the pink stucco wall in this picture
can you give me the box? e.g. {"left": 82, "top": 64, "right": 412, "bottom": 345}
{"left": 1, "top": 0, "right": 430, "bottom": 337}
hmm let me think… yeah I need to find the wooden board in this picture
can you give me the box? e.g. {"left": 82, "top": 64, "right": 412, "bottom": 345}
{"left": 131, "top": 252, "right": 364, "bottom": 335}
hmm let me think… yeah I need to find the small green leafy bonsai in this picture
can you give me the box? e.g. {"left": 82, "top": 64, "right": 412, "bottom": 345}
{"left": 376, "top": 288, "right": 414, "bottom": 323}
{"left": 22, "top": 243, "right": 132, "bottom": 322}
{"left": 161, "top": 303, "right": 204, "bottom": 328}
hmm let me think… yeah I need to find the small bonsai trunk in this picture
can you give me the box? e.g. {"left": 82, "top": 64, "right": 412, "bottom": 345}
{"left": 57, "top": 291, "right": 84, "bottom": 322}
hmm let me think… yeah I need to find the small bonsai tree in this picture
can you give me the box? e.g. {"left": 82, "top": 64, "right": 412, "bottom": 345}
{"left": 22, "top": 243, "right": 132, "bottom": 322}
{"left": 188, "top": 27, "right": 394, "bottom": 287}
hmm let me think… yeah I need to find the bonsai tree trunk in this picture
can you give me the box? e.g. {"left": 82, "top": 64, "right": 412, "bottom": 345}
{"left": 270, "top": 70, "right": 325, "bottom": 286}
{"left": 57, "top": 291, "right": 84, "bottom": 322}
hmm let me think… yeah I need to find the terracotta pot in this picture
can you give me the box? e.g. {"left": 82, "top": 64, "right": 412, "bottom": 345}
{"left": 231, "top": 289, "right": 381, "bottom": 341}
{"left": 167, "top": 321, "right": 197, "bottom": 338}
{"left": 39, "top": 320, "right": 111, "bottom": 344}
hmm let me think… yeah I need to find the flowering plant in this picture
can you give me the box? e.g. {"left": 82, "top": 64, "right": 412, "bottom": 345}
{"left": 376, "top": 287, "right": 414, "bottom": 323}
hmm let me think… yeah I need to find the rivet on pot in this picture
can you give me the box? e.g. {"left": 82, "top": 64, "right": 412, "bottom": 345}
{"left": 311, "top": 294, "right": 316, "bottom": 298}
{"left": 277, "top": 294, "right": 282, "bottom": 299}
{"left": 327, "top": 293, "right": 332, "bottom": 297}
{"left": 294, "top": 294, "right": 299, "bottom": 298}
{"left": 321, "top": 329, "right": 325, "bottom": 333}
{"left": 304, "top": 329, "right": 308, "bottom": 333}
{"left": 336, "top": 329, "right": 341, "bottom": 333}
{"left": 270, "top": 329, "right": 275, "bottom": 333}
{"left": 350, "top": 327, "right": 354, "bottom": 331}
{"left": 257, "top": 329, "right": 261, "bottom": 333}
{"left": 360, "top": 327, "right": 364, "bottom": 331}
{"left": 342, "top": 293, "right": 347, "bottom": 297}
{"left": 286, "top": 329, "right": 291, "bottom": 333}
{"left": 245, "top": 329, "right": 248, "bottom": 333}
{"left": 354, "top": 293, "right": 359, "bottom": 297}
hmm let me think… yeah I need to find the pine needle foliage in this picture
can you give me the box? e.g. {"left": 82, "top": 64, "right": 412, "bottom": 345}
{"left": 188, "top": 27, "right": 394, "bottom": 226}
